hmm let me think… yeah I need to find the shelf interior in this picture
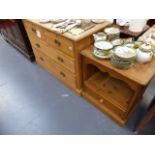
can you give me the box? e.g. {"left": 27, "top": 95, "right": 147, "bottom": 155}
{"left": 84, "top": 71, "right": 134, "bottom": 112}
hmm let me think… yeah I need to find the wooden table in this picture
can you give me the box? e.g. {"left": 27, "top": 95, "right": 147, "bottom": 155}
{"left": 81, "top": 46, "right": 155, "bottom": 125}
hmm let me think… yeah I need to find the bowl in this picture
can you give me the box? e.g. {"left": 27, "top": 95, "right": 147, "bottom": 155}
{"left": 94, "top": 40, "right": 113, "bottom": 50}
{"left": 112, "top": 39, "right": 124, "bottom": 46}
{"left": 104, "top": 27, "right": 120, "bottom": 41}
{"left": 111, "top": 46, "right": 137, "bottom": 69}
{"left": 93, "top": 41, "right": 114, "bottom": 59}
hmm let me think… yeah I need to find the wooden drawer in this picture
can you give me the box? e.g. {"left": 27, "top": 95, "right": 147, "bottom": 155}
{"left": 34, "top": 48, "right": 76, "bottom": 89}
{"left": 30, "top": 36, "right": 75, "bottom": 73}
{"left": 23, "top": 20, "right": 74, "bottom": 57}
{"left": 44, "top": 30, "right": 74, "bottom": 57}
{"left": 23, "top": 20, "right": 46, "bottom": 40}
{"left": 83, "top": 85, "right": 127, "bottom": 120}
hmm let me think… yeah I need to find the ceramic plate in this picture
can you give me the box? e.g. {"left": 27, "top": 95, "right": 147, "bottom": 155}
{"left": 112, "top": 39, "right": 124, "bottom": 46}
{"left": 116, "top": 19, "right": 130, "bottom": 26}
{"left": 104, "top": 27, "right": 120, "bottom": 34}
{"left": 50, "top": 19, "right": 67, "bottom": 24}
{"left": 114, "top": 46, "right": 136, "bottom": 58}
{"left": 93, "top": 48, "right": 112, "bottom": 59}
{"left": 91, "top": 19, "right": 105, "bottom": 24}
{"left": 124, "top": 43, "right": 135, "bottom": 48}
{"left": 94, "top": 41, "right": 113, "bottom": 50}
{"left": 39, "top": 19, "right": 51, "bottom": 23}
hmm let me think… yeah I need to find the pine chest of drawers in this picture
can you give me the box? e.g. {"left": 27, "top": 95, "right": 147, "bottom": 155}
{"left": 23, "top": 20, "right": 111, "bottom": 93}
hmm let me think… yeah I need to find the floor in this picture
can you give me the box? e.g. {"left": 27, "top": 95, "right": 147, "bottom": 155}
{"left": 0, "top": 35, "right": 155, "bottom": 135}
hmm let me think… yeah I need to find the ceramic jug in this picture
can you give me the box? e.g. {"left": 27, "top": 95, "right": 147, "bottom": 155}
{"left": 129, "top": 19, "right": 148, "bottom": 33}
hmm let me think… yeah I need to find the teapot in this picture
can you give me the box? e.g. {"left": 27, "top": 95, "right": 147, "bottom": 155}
{"left": 136, "top": 43, "right": 153, "bottom": 63}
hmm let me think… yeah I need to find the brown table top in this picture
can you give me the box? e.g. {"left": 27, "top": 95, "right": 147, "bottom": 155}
{"left": 81, "top": 46, "right": 155, "bottom": 86}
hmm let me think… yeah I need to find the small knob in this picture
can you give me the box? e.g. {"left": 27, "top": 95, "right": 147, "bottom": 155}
{"left": 99, "top": 99, "right": 104, "bottom": 103}
{"left": 54, "top": 39, "right": 61, "bottom": 46}
{"left": 57, "top": 57, "right": 64, "bottom": 63}
{"left": 68, "top": 46, "right": 73, "bottom": 51}
{"left": 60, "top": 71, "right": 65, "bottom": 77}
{"left": 39, "top": 57, "right": 44, "bottom": 61}
{"left": 32, "top": 28, "right": 36, "bottom": 33}
{"left": 36, "top": 43, "right": 40, "bottom": 48}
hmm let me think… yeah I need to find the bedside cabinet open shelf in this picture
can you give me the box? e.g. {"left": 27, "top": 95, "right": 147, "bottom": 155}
{"left": 82, "top": 62, "right": 135, "bottom": 125}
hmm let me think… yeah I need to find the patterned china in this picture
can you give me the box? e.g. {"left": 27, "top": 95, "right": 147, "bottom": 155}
{"left": 104, "top": 27, "right": 120, "bottom": 41}
{"left": 93, "top": 41, "right": 114, "bottom": 59}
{"left": 111, "top": 46, "right": 137, "bottom": 69}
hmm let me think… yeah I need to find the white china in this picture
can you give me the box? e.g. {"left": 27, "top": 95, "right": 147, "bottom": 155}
{"left": 116, "top": 19, "right": 130, "bottom": 26}
{"left": 91, "top": 19, "right": 105, "bottom": 24}
{"left": 111, "top": 46, "right": 137, "bottom": 69}
{"left": 136, "top": 44, "right": 153, "bottom": 63}
{"left": 112, "top": 39, "right": 124, "bottom": 46}
{"left": 114, "top": 46, "right": 136, "bottom": 59}
{"left": 150, "top": 33, "right": 155, "bottom": 47}
{"left": 50, "top": 19, "right": 67, "bottom": 24}
{"left": 93, "top": 48, "right": 112, "bottom": 59}
{"left": 104, "top": 27, "right": 120, "bottom": 35}
{"left": 94, "top": 41, "right": 113, "bottom": 50}
{"left": 93, "top": 32, "right": 107, "bottom": 41}
{"left": 129, "top": 19, "right": 148, "bottom": 33}
{"left": 104, "top": 27, "right": 120, "bottom": 41}
{"left": 39, "top": 19, "right": 51, "bottom": 23}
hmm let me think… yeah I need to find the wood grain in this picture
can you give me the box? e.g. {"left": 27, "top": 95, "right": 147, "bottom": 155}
{"left": 81, "top": 46, "right": 155, "bottom": 86}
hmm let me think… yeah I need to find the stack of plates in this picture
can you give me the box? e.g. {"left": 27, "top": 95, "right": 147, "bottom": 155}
{"left": 93, "top": 41, "right": 114, "bottom": 59}
{"left": 111, "top": 46, "right": 137, "bottom": 69}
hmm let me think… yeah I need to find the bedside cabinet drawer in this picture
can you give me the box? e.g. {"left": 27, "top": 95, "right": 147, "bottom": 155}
{"left": 34, "top": 49, "right": 76, "bottom": 89}
{"left": 31, "top": 37, "right": 75, "bottom": 73}
{"left": 44, "top": 30, "right": 74, "bottom": 57}
{"left": 83, "top": 85, "right": 127, "bottom": 120}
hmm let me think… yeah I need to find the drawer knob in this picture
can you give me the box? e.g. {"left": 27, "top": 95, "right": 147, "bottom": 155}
{"left": 68, "top": 46, "right": 73, "bottom": 51}
{"left": 99, "top": 99, "right": 104, "bottom": 103}
{"left": 57, "top": 57, "right": 64, "bottom": 63}
{"left": 60, "top": 71, "right": 66, "bottom": 77}
{"left": 36, "top": 43, "right": 40, "bottom": 48}
{"left": 39, "top": 57, "right": 44, "bottom": 61}
{"left": 32, "top": 28, "right": 36, "bottom": 33}
{"left": 54, "top": 39, "right": 61, "bottom": 46}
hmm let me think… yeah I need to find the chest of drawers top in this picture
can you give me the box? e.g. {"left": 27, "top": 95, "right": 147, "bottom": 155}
{"left": 24, "top": 19, "right": 112, "bottom": 42}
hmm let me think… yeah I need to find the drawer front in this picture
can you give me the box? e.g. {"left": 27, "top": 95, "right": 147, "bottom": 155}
{"left": 84, "top": 86, "right": 127, "bottom": 120}
{"left": 23, "top": 20, "right": 46, "bottom": 40}
{"left": 44, "top": 30, "right": 74, "bottom": 57}
{"left": 23, "top": 20, "right": 74, "bottom": 57}
{"left": 30, "top": 36, "right": 75, "bottom": 73}
{"left": 34, "top": 48, "right": 76, "bottom": 89}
